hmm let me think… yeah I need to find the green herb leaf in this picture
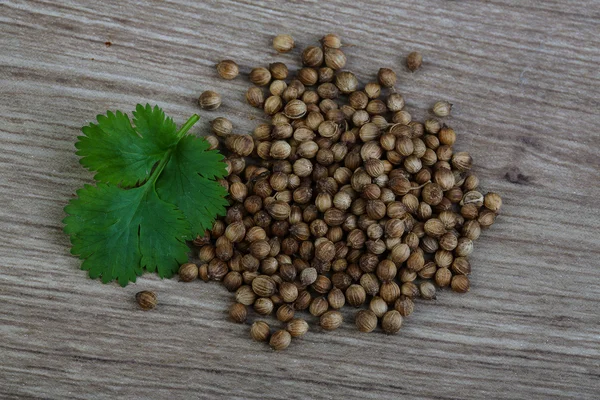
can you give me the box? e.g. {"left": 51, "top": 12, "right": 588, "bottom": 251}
{"left": 156, "top": 135, "right": 229, "bottom": 236}
{"left": 64, "top": 183, "right": 190, "bottom": 286}
{"left": 76, "top": 105, "right": 179, "bottom": 187}
{"left": 64, "top": 104, "right": 228, "bottom": 286}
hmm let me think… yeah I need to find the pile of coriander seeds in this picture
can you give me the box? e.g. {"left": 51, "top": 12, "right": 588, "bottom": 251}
{"left": 191, "top": 34, "right": 502, "bottom": 351}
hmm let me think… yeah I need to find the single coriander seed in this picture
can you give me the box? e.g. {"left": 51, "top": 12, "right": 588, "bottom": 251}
{"left": 355, "top": 309, "right": 378, "bottom": 333}
{"left": 286, "top": 318, "right": 309, "bottom": 337}
{"left": 273, "top": 34, "right": 295, "bottom": 53}
{"left": 433, "top": 101, "right": 452, "bottom": 117}
{"left": 320, "top": 310, "right": 343, "bottom": 331}
{"left": 229, "top": 302, "right": 247, "bottom": 323}
{"left": 216, "top": 59, "right": 239, "bottom": 80}
{"left": 178, "top": 262, "right": 199, "bottom": 282}
{"left": 269, "top": 329, "right": 292, "bottom": 350}
{"left": 451, "top": 274, "right": 471, "bottom": 293}
{"left": 321, "top": 33, "right": 342, "bottom": 49}
{"left": 249, "top": 67, "right": 272, "bottom": 86}
{"left": 198, "top": 90, "right": 221, "bottom": 110}
{"left": 135, "top": 291, "right": 157, "bottom": 310}
{"left": 377, "top": 68, "right": 397, "bottom": 88}
{"left": 210, "top": 117, "right": 233, "bottom": 137}
{"left": 406, "top": 51, "right": 423, "bottom": 72}
{"left": 484, "top": 192, "right": 503, "bottom": 213}
{"left": 250, "top": 321, "right": 270, "bottom": 342}
{"left": 381, "top": 310, "right": 403, "bottom": 334}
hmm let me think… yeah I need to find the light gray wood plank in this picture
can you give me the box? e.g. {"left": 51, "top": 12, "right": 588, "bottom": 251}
{"left": 1, "top": 0, "right": 599, "bottom": 399}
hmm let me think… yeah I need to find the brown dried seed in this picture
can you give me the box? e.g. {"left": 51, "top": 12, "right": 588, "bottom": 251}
{"left": 252, "top": 275, "right": 277, "bottom": 297}
{"left": 229, "top": 303, "right": 247, "bottom": 323}
{"left": 406, "top": 51, "right": 423, "bottom": 72}
{"left": 198, "top": 90, "right": 221, "bottom": 110}
{"left": 320, "top": 310, "right": 343, "bottom": 330}
{"left": 355, "top": 309, "right": 378, "bottom": 333}
{"left": 250, "top": 321, "right": 271, "bottom": 342}
{"left": 286, "top": 318, "right": 309, "bottom": 337}
{"left": 269, "top": 329, "right": 292, "bottom": 350}
{"left": 381, "top": 310, "right": 403, "bottom": 334}
{"left": 135, "top": 291, "right": 157, "bottom": 310}
{"left": 216, "top": 59, "right": 239, "bottom": 80}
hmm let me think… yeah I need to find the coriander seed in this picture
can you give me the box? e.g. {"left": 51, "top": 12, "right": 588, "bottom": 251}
{"left": 321, "top": 33, "right": 341, "bottom": 49}
{"left": 273, "top": 34, "right": 295, "bottom": 53}
{"left": 211, "top": 117, "right": 233, "bottom": 137}
{"left": 433, "top": 101, "right": 452, "bottom": 117}
{"left": 355, "top": 309, "right": 378, "bottom": 333}
{"left": 216, "top": 59, "right": 239, "bottom": 80}
{"left": 198, "top": 90, "right": 221, "bottom": 110}
{"left": 250, "top": 321, "right": 271, "bottom": 342}
{"left": 135, "top": 290, "right": 157, "bottom": 310}
{"left": 250, "top": 67, "right": 272, "bottom": 86}
{"left": 198, "top": 264, "right": 209, "bottom": 282}
{"left": 378, "top": 68, "right": 397, "bottom": 88}
{"left": 229, "top": 303, "right": 247, "bottom": 323}
{"left": 276, "top": 304, "right": 296, "bottom": 322}
{"left": 381, "top": 310, "right": 403, "bottom": 334}
{"left": 369, "top": 296, "right": 388, "bottom": 318}
{"left": 435, "top": 267, "right": 452, "bottom": 287}
{"left": 320, "top": 310, "right": 343, "bottom": 330}
{"left": 484, "top": 192, "right": 503, "bottom": 213}
{"left": 309, "top": 296, "right": 329, "bottom": 317}
{"left": 302, "top": 46, "right": 324, "bottom": 67}
{"left": 270, "top": 329, "right": 292, "bottom": 350}
{"left": 451, "top": 275, "right": 470, "bottom": 293}
{"left": 246, "top": 87, "right": 265, "bottom": 108}
{"left": 254, "top": 297, "right": 274, "bottom": 315}
{"left": 286, "top": 318, "right": 309, "bottom": 337}
{"left": 420, "top": 281, "right": 436, "bottom": 300}
{"left": 406, "top": 51, "right": 423, "bottom": 72}
{"left": 394, "top": 295, "right": 414, "bottom": 317}
{"left": 179, "top": 263, "right": 199, "bottom": 282}
{"left": 269, "top": 62, "right": 289, "bottom": 80}
{"left": 324, "top": 48, "right": 346, "bottom": 70}
{"left": 346, "top": 284, "right": 367, "bottom": 307}
{"left": 327, "top": 287, "right": 346, "bottom": 309}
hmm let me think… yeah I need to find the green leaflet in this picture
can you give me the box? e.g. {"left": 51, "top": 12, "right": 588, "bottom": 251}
{"left": 76, "top": 105, "right": 179, "bottom": 188}
{"left": 156, "top": 135, "right": 229, "bottom": 236}
{"left": 64, "top": 183, "right": 190, "bottom": 286}
{"left": 64, "top": 104, "right": 228, "bottom": 286}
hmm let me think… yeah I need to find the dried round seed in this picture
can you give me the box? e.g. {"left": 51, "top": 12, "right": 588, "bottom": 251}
{"left": 433, "top": 101, "right": 452, "bottom": 117}
{"left": 320, "top": 310, "right": 343, "bottom": 330}
{"left": 198, "top": 90, "right": 221, "bottom": 110}
{"left": 178, "top": 263, "right": 198, "bottom": 282}
{"left": 229, "top": 303, "right": 247, "bottom": 323}
{"left": 269, "top": 329, "right": 292, "bottom": 350}
{"left": 216, "top": 59, "right": 239, "bottom": 80}
{"left": 286, "top": 318, "right": 309, "bottom": 337}
{"left": 273, "top": 34, "right": 295, "bottom": 53}
{"left": 250, "top": 321, "right": 271, "bottom": 342}
{"left": 406, "top": 51, "right": 423, "bottom": 72}
{"left": 381, "top": 310, "right": 403, "bottom": 334}
{"left": 135, "top": 291, "right": 157, "bottom": 310}
{"left": 355, "top": 309, "right": 378, "bottom": 333}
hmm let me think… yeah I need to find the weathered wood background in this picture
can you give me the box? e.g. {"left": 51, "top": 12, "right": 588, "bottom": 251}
{"left": 1, "top": 0, "right": 599, "bottom": 399}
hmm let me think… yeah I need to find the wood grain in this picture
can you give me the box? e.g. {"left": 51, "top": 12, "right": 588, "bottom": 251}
{"left": 1, "top": 0, "right": 599, "bottom": 398}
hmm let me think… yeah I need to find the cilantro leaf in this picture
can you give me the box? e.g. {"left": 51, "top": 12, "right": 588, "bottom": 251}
{"left": 75, "top": 105, "right": 179, "bottom": 187}
{"left": 64, "top": 183, "right": 190, "bottom": 286}
{"left": 156, "top": 135, "right": 229, "bottom": 236}
{"left": 64, "top": 105, "right": 228, "bottom": 286}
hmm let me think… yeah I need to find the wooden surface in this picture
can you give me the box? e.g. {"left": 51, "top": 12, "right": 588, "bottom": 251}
{"left": 1, "top": 0, "right": 599, "bottom": 399}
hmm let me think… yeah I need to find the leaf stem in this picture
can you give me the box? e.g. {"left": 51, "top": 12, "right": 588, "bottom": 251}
{"left": 146, "top": 114, "right": 199, "bottom": 186}
{"left": 176, "top": 114, "right": 200, "bottom": 140}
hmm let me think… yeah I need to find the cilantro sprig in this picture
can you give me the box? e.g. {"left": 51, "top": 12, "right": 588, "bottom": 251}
{"left": 64, "top": 104, "right": 228, "bottom": 286}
